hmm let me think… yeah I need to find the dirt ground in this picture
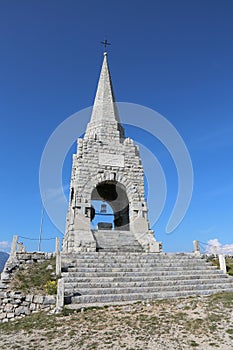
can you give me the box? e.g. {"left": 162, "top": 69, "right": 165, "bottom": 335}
{"left": 0, "top": 292, "right": 233, "bottom": 349}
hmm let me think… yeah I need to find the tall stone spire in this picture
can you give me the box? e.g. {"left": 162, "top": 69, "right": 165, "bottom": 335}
{"left": 90, "top": 52, "right": 120, "bottom": 123}
{"left": 85, "top": 52, "right": 125, "bottom": 140}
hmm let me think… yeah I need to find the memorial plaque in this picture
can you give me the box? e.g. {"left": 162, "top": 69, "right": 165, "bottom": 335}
{"left": 99, "top": 153, "right": 124, "bottom": 167}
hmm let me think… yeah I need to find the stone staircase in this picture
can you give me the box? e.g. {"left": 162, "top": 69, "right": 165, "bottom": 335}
{"left": 61, "top": 252, "right": 233, "bottom": 308}
{"left": 92, "top": 230, "right": 143, "bottom": 252}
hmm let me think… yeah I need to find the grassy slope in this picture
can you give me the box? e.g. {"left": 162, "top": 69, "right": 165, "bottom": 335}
{"left": 9, "top": 257, "right": 57, "bottom": 295}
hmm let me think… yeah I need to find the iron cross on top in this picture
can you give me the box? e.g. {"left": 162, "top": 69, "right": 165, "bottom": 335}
{"left": 101, "top": 39, "right": 111, "bottom": 52}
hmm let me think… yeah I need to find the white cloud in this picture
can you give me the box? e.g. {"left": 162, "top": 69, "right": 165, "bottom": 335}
{"left": 0, "top": 241, "right": 11, "bottom": 252}
{"left": 205, "top": 238, "right": 233, "bottom": 255}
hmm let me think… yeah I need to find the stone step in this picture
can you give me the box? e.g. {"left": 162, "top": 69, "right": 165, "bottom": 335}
{"left": 63, "top": 277, "right": 232, "bottom": 291}
{"left": 62, "top": 259, "right": 211, "bottom": 267}
{"left": 93, "top": 230, "right": 143, "bottom": 252}
{"left": 62, "top": 260, "right": 210, "bottom": 271}
{"left": 63, "top": 269, "right": 223, "bottom": 278}
{"left": 65, "top": 282, "right": 233, "bottom": 297}
{"left": 61, "top": 252, "right": 199, "bottom": 260}
{"left": 68, "top": 287, "right": 233, "bottom": 305}
{"left": 62, "top": 261, "right": 216, "bottom": 269}
{"left": 62, "top": 258, "right": 207, "bottom": 266}
{"left": 62, "top": 257, "right": 207, "bottom": 263}
{"left": 95, "top": 241, "right": 141, "bottom": 245}
{"left": 97, "top": 247, "right": 143, "bottom": 252}
{"left": 94, "top": 238, "right": 141, "bottom": 243}
{"left": 94, "top": 238, "right": 142, "bottom": 243}
{"left": 60, "top": 252, "right": 232, "bottom": 307}
{"left": 93, "top": 230, "right": 140, "bottom": 237}
{"left": 64, "top": 265, "right": 218, "bottom": 273}
{"left": 62, "top": 273, "right": 228, "bottom": 284}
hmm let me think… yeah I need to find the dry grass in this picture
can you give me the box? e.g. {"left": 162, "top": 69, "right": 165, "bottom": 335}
{"left": 9, "top": 258, "right": 57, "bottom": 295}
{"left": 208, "top": 256, "right": 233, "bottom": 276}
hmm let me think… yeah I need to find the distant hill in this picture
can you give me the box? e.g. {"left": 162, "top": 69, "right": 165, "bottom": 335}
{"left": 0, "top": 252, "right": 9, "bottom": 272}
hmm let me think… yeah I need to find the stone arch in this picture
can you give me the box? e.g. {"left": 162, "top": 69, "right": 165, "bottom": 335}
{"left": 81, "top": 171, "right": 140, "bottom": 205}
{"left": 91, "top": 180, "right": 130, "bottom": 231}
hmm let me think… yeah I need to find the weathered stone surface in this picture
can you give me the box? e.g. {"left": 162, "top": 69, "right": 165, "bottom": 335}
{"left": 33, "top": 296, "right": 44, "bottom": 304}
{"left": 56, "top": 278, "right": 64, "bottom": 310}
{"left": 1, "top": 272, "right": 10, "bottom": 281}
{"left": 0, "top": 312, "right": 6, "bottom": 320}
{"left": 4, "top": 303, "right": 14, "bottom": 312}
{"left": 29, "top": 303, "right": 36, "bottom": 311}
{"left": 0, "top": 292, "right": 56, "bottom": 322}
{"left": 44, "top": 296, "right": 56, "bottom": 305}
{"left": 61, "top": 252, "right": 233, "bottom": 308}
{"left": 25, "top": 295, "right": 33, "bottom": 302}
{"left": 14, "top": 306, "right": 28, "bottom": 316}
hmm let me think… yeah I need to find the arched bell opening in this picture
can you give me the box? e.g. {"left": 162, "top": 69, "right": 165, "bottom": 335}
{"left": 90, "top": 201, "right": 114, "bottom": 230}
{"left": 91, "top": 181, "right": 130, "bottom": 231}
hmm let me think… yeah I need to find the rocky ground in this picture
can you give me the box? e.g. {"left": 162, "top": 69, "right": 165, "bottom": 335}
{"left": 0, "top": 292, "right": 233, "bottom": 349}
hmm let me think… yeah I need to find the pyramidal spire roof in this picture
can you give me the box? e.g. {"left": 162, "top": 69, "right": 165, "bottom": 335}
{"left": 89, "top": 52, "right": 120, "bottom": 124}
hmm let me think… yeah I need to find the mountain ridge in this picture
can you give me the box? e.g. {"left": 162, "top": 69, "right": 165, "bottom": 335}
{"left": 0, "top": 252, "right": 9, "bottom": 272}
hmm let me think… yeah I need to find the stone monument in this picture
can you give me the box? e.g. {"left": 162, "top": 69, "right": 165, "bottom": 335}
{"left": 62, "top": 50, "right": 161, "bottom": 253}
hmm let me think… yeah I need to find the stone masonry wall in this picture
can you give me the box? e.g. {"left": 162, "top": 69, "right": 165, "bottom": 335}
{"left": 0, "top": 291, "right": 55, "bottom": 323}
{"left": 0, "top": 252, "right": 57, "bottom": 323}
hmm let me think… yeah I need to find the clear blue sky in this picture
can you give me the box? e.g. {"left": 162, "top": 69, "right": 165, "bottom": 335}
{"left": 1, "top": 0, "right": 233, "bottom": 253}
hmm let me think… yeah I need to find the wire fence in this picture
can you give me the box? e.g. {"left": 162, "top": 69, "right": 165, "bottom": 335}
{"left": 18, "top": 235, "right": 56, "bottom": 241}
{"left": 198, "top": 241, "right": 209, "bottom": 254}
{"left": 16, "top": 235, "right": 58, "bottom": 253}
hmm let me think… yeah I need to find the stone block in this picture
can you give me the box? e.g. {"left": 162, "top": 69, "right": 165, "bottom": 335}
{"left": 30, "top": 303, "right": 36, "bottom": 311}
{"left": 26, "top": 260, "right": 33, "bottom": 264}
{"left": 43, "top": 296, "right": 56, "bottom": 305}
{"left": 14, "top": 306, "right": 29, "bottom": 316}
{"left": 25, "top": 295, "right": 33, "bottom": 302}
{"left": 25, "top": 308, "right": 31, "bottom": 315}
{"left": 0, "top": 313, "right": 6, "bottom": 320}
{"left": 0, "top": 272, "right": 10, "bottom": 281}
{"left": 19, "top": 253, "right": 31, "bottom": 260}
{"left": 10, "top": 291, "right": 22, "bottom": 298}
{"left": 4, "top": 303, "right": 14, "bottom": 312}
{"left": 33, "top": 295, "right": 44, "bottom": 304}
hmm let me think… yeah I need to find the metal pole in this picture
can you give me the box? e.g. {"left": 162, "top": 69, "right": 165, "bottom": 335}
{"left": 38, "top": 195, "right": 45, "bottom": 252}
